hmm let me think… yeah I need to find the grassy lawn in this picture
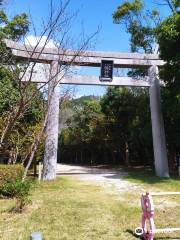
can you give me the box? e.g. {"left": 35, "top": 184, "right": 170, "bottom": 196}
{"left": 124, "top": 167, "right": 180, "bottom": 191}
{"left": 0, "top": 174, "right": 180, "bottom": 240}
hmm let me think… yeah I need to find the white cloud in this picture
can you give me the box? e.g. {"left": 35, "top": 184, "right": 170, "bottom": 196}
{"left": 23, "top": 36, "right": 53, "bottom": 83}
{"left": 23, "top": 35, "right": 82, "bottom": 86}
{"left": 25, "top": 35, "right": 56, "bottom": 48}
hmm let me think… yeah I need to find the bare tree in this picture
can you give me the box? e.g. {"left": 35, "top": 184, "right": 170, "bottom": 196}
{"left": 0, "top": 0, "right": 99, "bottom": 180}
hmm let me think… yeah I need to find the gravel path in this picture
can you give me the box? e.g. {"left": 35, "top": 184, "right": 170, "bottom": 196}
{"left": 56, "top": 163, "right": 141, "bottom": 192}
{"left": 57, "top": 164, "right": 180, "bottom": 209}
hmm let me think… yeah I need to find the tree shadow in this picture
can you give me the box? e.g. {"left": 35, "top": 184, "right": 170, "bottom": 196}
{"left": 56, "top": 164, "right": 127, "bottom": 176}
{"left": 126, "top": 229, "right": 180, "bottom": 240}
{"left": 125, "top": 229, "right": 141, "bottom": 239}
{"left": 122, "top": 166, "right": 179, "bottom": 184}
{"left": 57, "top": 164, "right": 179, "bottom": 184}
{"left": 154, "top": 237, "right": 180, "bottom": 240}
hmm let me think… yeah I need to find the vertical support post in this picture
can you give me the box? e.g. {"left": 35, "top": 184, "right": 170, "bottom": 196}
{"left": 43, "top": 61, "right": 59, "bottom": 180}
{"left": 149, "top": 65, "right": 169, "bottom": 177}
{"left": 38, "top": 162, "right": 42, "bottom": 181}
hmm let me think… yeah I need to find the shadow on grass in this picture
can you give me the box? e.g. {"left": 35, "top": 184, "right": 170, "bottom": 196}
{"left": 126, "top": 229, "right": 180, "bottom": 240}
{"left": 122, "top": 166, "right": 180, "bottom": 184}
{"left": 154, "top": 238, "right": 180, "bottom": 240}
{"left": 126, "top": 229, "right": 140, "bottom": 238}
{"left": 57, "top": 163, "right": 179, "bottom": 185}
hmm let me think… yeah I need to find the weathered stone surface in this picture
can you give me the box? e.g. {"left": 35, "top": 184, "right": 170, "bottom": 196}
{"left": 149, "top": 65, "right": 169, "bottom": 177}
{"left": 22, "top": 72, "right": 150, "bottom": 86}
{"left": 42, "top": 61, "right": 59, "bottom": 180}
{"left": 5, "top": 39, "right": 165, "bottom": 67}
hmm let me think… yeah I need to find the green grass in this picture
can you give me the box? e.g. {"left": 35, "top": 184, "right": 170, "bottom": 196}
{"left": 124, "top": 168, "right": 180, "bottom": 191}
{"left": 0, "top": 175, "right": 180, "bottom": 240}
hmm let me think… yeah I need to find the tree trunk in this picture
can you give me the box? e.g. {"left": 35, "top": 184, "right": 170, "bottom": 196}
{"left": 125, "top": 142, "right": 129, "bottom": 167}
{"left": 33, "top": 159, "right": 37, "bottom": 177}
{"left": 22, "top": 117, "right": 47, "bottom": 181}
{"left": 168, "top": 148, "right": 177, "bottom": 174}
{"left": 80, "top": 149, "right": 83, "bottom": 164}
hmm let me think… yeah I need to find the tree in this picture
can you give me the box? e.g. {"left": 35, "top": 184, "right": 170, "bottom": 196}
{"left": 113, "top": 0, "right": 179, "bottom": 53}
{"left": 112, "top": 0, "right": 180, "bottom": 173}
{"left": 0, "top": 0, "right": 98, "bottom": 180}
{"left": 113, "top": 0, "right": 158, "bottom": 53}
{"left": 0, "top": 8, "right": 34, "bottom": 164}
{"left": 59, "top": 96, "right": 109, "bottom": 165}
{"left": 100, "top": 87, "right": 153, "bottom": 166}
{"left": 60, "top": 89, "right": 153, "bottom": 167}
{"left": 155, "top": 12, "right": 180, "bottom": 87}
{"left": 155, "top": 6, "right": 180, "bottom": 172}
{"left": 113, "top": 0, "right": 179, "bottom": 81}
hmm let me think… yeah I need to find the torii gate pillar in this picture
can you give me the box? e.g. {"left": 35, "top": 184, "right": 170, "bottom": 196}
{"left": 149, "top": 65, "right": 169, "bottom": 177}
{"left": 43, "top": 61, "right": 59, "bottom": 180}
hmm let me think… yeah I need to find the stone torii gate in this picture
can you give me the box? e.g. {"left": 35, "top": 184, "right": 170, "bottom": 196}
{"left": 5, "top": 39, "right": 169, "bottom": 178}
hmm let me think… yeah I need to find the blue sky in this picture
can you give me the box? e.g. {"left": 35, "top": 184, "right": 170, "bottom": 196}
{"left": 6, "top": 0, "right": 171, "bottom": 97}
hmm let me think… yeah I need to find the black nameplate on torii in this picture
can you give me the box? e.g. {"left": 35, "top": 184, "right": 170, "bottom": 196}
{"left": 100, "top": 60, "right": 114, "bottom": 81}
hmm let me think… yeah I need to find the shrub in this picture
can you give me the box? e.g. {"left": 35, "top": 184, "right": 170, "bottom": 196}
{"left": 0, "top": 164, "right": 33, "bottom": 212}
{"left": 0, "top": 179, "right": 31, "bottom": 198}
{"left": 0, "top": 164, "right": 24, "bottom": 184}
{"left": 0, "top": 180, "right": 32, "bottom": 211}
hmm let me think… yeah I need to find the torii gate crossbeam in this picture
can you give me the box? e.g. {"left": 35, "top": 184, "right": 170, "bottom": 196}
{"left": 5, "top": 39, "right": 169, "bottom": 178}
{"left": 5, "top": 39, "right": 165, "bottom": 67}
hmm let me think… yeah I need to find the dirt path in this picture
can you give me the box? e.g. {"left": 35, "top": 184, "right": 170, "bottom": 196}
{"left": 56, "top": 163, "right": 141, "bottom": 192}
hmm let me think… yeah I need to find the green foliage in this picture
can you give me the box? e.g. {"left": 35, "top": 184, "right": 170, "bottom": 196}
{"left": 0, "top": 10, "right": 7, "bottom": 24}
{"left": 65, "top": 97, "right": 103, "bottom": 145}
{"left": 161, "top": 88, "right": 180, "bottom": 157}
{"left": 0, "top": 10, "right": 46, "bottom": 166}
{"left": 0, "top": 164, "right": 24, "bottom": 184}
{"left": 0, "top": 179, "right": 31, "bottom": 198}
{"left": 129, "top": 22, "right": 154, "bottom": 53}
{"left": 112, "top": 0, "right": 180, "bottom": 171}
{"left": 154, "top": 8, "right": 180, "bottom": 168}
{"left": 60, "top": 96, "right": 106, "bottom": 164}
{"left": 174, "top": 0, "right": 180, "bottom": 10}
{"left": 100, "top": 87, "right": 153, "bottom": 164}
{"left": 101, "top": 87, "right": 136, "bottom": 122}
{"left": 0, "top": 179, "right": 32, "bottom": 212}
{"left": 0, "top": 68, "right": 20, "bottom": 113}
{"left": 113, "top": 0, "right": 143, "bottom": 24}
{"left": 0, "top": 10, "right": 28, "bottom": 115}
{"left": 60, "top": 90, "right": 153, "bottom": 165}
{"left": 155, "top": 13, "right": 180, "bottom": 62}
{"left": 70, "top": 95, "right": 100, "bottom": 107}
{"left": 0, "top": 11, "right": 28, "bottom": 41}
{"left": 0, "top": 164, "right": 30, "bottom": 211}
{"left": 0, "top": 164, "right": 33, "bottom": 211}
{"left": 155, "top": 12, "right": 179, "bottom": 88}
{"left": 0, "top": 10, "right": 29, "bottom": 68}
{"left": 112, "top": 0, "right": 156, "bottom": 53}
{"left": 22, "top": 84, "right": 45, "bottom": 124}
